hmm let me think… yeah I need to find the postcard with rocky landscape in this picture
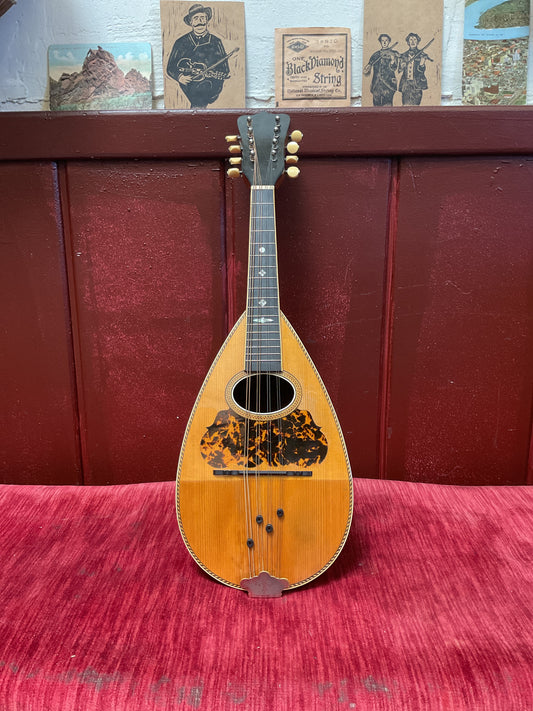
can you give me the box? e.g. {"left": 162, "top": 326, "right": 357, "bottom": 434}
{"left": 161, "top": 1, "right": 245, "bottom": 109}
{"left": 362, "top": 0, "right": 443, "bottom": 106}
{"left": 275, "top": 28, "right": 351, "bottom": 107}
{"left": 48, "top": 43, "right": 152, "bottom": 111}
{"left": 462, "top": 0, "right": 530, "bottom": 105}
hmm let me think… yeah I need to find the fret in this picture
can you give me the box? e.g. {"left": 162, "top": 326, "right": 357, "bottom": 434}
{"left": 246, "top": 343, "right": 281, "bottom": 347}
{"left": 246, "top": 347, "right": 280, "bottom": 352}
{"left": 245, "top": 340, "right": 280, "bottom": 344}
{"left": 246, "top": 357, "right": 281, "bottom": 363}
{"left": 245, "top": 358, "right": 282, "bottom": 365}
{"left": 246, "top": 331, "right": 280, "bottom": 336}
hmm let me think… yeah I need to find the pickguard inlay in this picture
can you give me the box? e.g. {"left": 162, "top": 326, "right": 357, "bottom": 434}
{"left": 200, "top": 408, "right": 328, "bottom": 469}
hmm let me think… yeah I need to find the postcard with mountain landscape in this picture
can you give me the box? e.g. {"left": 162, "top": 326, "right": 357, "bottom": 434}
{"left": 48, "top": 42, "right": 152, "bottom": 111}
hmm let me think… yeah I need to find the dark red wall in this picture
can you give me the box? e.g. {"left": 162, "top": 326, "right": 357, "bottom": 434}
{"left": 0, "top": 162, "right": 81, "bottom": 484}
{"left": 1, "top": 109, "right": 532, "bottom": 486}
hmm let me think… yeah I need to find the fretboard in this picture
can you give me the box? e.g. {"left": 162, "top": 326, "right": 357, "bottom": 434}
{"left": 245, "top": 186, "right": 281, "bottom": 372}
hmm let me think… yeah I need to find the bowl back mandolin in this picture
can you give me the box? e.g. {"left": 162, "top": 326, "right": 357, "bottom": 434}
{"left": 176, "top": 113, "right": 353, "bottom": 596}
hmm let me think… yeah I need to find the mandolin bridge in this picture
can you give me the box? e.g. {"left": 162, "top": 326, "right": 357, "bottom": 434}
{"left": 213, "top": 469, "right": 312, "bottom": 477}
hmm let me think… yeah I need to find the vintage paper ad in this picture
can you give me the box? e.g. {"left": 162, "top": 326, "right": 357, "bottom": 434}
{"left": 362, "top": 0, "right": 443, "bottom": 106}
{"left": 275, "top": 28, "right": 351, "bottom": 107}
{"left": 161, "top": 1, "right": 245, "bottom": 109}
{"left": 462, "top": 0, "right": 530, "bottom": 105}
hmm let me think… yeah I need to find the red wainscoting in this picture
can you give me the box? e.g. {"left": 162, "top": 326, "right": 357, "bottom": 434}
{"left": 0, "top": 162, "right": 81, "bottom": 484}
{"left": 0, "top": 109, "right": 532, "bottom": 486}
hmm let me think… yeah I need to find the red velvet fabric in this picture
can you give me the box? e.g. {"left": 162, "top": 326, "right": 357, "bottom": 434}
{"left": 0, "top": 479, "right": 531, "bottom": 710}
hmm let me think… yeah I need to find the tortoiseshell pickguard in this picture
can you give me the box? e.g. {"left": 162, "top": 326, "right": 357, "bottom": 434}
{"left": 200, "top": 409, "right": 328, "bottom": 469}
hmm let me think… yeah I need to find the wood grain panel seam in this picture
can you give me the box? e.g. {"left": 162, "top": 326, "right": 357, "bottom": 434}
{"left": 55, "top": 162, "right": 88, "bottom": 485}
{"left": 377, "top": 159, "right": 400, "bottom": 479}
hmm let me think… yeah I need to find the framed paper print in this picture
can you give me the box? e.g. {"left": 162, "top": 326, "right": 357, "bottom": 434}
{"left": 362, "top": 0, "right": 443, "bottom": 106}
{"left": 462, "top": 0, "right": 530, "bottom": 105}
{"left": 161, "top": 1, "right": 245, "bottom": 109}
{"left": 48, "top": 43, "right": 152, "bottom": 111}
{"left": 275, "top": 28, "right": 351, "bottom": 107}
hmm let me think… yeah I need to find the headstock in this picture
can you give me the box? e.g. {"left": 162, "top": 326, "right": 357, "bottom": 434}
{"left": 225, "top": 113, "right": 303, "bottom": 186}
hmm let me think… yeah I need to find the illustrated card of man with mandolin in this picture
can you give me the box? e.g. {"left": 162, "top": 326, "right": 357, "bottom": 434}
{"left": 161, "top": 1, "right": 244, "bottom": 109}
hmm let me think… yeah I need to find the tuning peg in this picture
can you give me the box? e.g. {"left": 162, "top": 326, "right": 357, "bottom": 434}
{"left": 285, "top": 155, "right": 299, "bottom": 165}
{"left": 290, "top": 129, "right": 303, "bottom": 143}
{"left": 227, "top": 167, "right": 241, "bottom": 179}
{"left": 229, "top": 157, "right": 242, "bottom": 165}
{"left": 225, "top": 135, "right": 239, "bottom": 143}
{"left": 228, "top": 144, "right": 241, "bottom": 155}
{"left": 286, "top": 141, "right": 300, "bottom": 155}
{"left": 286, "top": 166, "right": 300, "bottom": 179}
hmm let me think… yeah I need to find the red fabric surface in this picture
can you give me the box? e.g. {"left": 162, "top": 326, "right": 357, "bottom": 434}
{"left": 0, "top": 478, "right": 531, "bottom": 710}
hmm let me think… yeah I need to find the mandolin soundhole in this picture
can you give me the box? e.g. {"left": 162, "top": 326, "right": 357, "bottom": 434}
{"left": 228, "top": 372, "right": 300, "bottom": 419}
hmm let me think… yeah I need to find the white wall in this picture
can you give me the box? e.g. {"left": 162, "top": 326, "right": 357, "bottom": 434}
{"left": 0, "top": 0, "right": 530, "bottom": 110}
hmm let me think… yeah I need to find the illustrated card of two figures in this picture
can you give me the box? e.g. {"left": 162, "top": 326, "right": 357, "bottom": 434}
{"left": 362, "top": 0, "right": 442, "bottom": 106}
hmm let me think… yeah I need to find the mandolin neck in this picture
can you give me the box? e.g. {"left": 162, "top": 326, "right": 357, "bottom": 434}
{"left": 244, "top": 185, "right": 282, "bottom": 373}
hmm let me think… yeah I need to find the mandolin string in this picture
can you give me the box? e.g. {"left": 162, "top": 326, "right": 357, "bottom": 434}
{"left": 243, "top": 171, "right": 253, "bottom": 580}
{"left": 243, "top": 405, "right": 253, "bottom": 579}
{"left": 263, "top": 183, "right": 272, "bottom": 575}
{"left": 242, "top": 340, "right": 253, "bottom": 580}
{"left": 253, "top": 147, "right": 264, "bottom": 569}
{"left": 243, "top": 137, "right": 259, "bottom": 581}
{"left": 264, "top": 185, "right": 272, "bottom": 574}
{"left": 273, "top": 173, "right": 282, "bottom": 577}
{"left": 269, "top": 187, "right": 281, "bottom": 575}
{"left": 252, "top": 154, "right": 263, "bottom": 579}
{"left": 274, "top": 185, "right": 284, "bottom": 579}
{"left": 260, "top": 157, "right": 274, "bottom": 576}
{"left": 251, "top": 139, "right": 264, "bottom": 578}
{"left": 269, "top": 184, "right": 277, "bottom": 578}
{"left": 254, "top": 168, "right": 262, "bottom": 573}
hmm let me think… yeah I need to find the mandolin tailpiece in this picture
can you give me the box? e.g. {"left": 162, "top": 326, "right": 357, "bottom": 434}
{"left": 240, "top": 571, "right": 290, "bottom": 598}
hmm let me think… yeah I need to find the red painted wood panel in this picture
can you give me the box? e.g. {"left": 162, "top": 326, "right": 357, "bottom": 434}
{"left": 1, "top": 111, "right": 532, "bottom": 487}
{"left": 3, "top": 108, "right": 533, "bottom": 160}
{"left": 387, "top": 157, "right": 533, "bottom": 485}
{"left": 225, "top": 158, "right": 392, "bottom": 479}
{"left": 0, "top": 162, "right": 81, "bottom": 484}
{"left": 64, "top": 161, "right": 226, "bottom": 485}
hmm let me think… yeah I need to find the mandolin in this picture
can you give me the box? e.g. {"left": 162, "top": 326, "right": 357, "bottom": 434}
{"left": 176, "top": 113, "right": 353, "bottom": 597}
{"left": 177, "top": 47, "right": 240, "bottom": 82}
